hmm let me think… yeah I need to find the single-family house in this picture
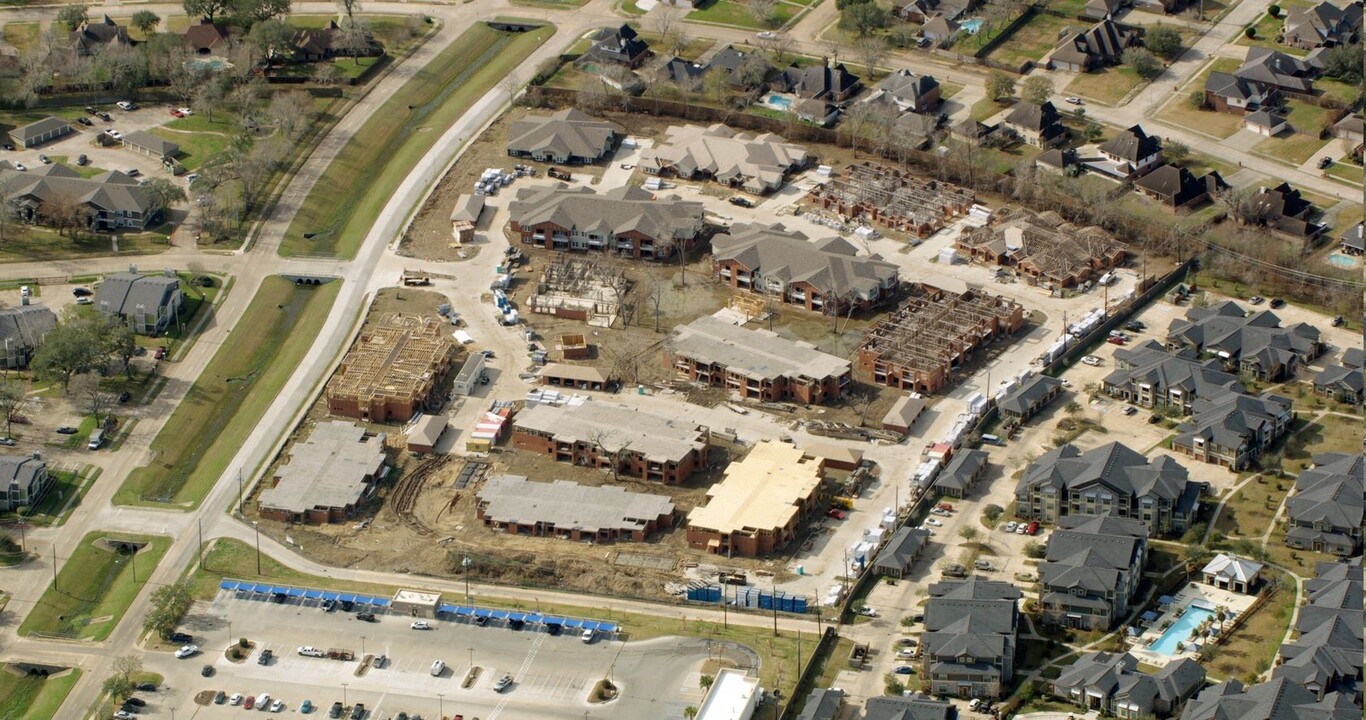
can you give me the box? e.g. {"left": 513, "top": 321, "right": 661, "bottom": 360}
{"left": 1049, "top": 20, "right": 1139, "bottom": 72}
{"left": 1283, "top": 1, "right": 1363, "bottom": 49}
{"left": 866, "top": 69, "right": 942, "bottom": 113}
{"left": 922, "top": 15, "right": 962, "bottom": 44}
{"left": 1242, "top": 109, "right": 1288, "bottom": 136}
{"left": 69, "top": 15, "right": 130, "bottom": 56}
{"left": 1098, "top": 125, "right": 1164, "bottom": 178}
{"left": 1133, "top": 166, "right": 1227, "bottom": 209}
{"left": 1203, "top": 71, "right": 1277, "bottom": 113}
{"left": 584, "top": 24, "right": 650, "bottom": 67}
{"left": 1338, "top": 223, "right": 1363, "bottom": 255}
{"left": 1003, "top": 101, "right": 1065, "bottom": 147}
{"left": 774, "top": 61, "right": 862, "bottom": 102}
{"left": 183, "top": 20, "right": 229, "bottom": 54}
{"left": 1235, "top": 48, "right": 1317, "bottom": 93}
{"left": 894, "top": 0, "right": 977, "bottom": 23}
{"left": 1249, "top": 182, "right": 1325, "bottom": 239}
{"left": 1331, "top": 114, "right": 1363, "bottom": 144}
{"left": 1082, "top": 0, "right": 1129, "bottom": 20}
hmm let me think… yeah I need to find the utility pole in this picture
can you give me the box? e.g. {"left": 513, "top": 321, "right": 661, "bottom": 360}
{"left": 51, "top": 546, "right": 57, "bottom": 589}
{"left": 772, "top": 582, "right": 778, "bottom": 636}
{"left": 197, "top": 518, "right": 204, "bottom": 567}
{"left": 252, "top": 521, "right": 261, "bottom": 575}
{"left": 237, "top": 469, "right": 244, "bottom": 514}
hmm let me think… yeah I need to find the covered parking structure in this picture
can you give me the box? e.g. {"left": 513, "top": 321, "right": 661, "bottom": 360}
{"left": 438, "top": 602, "right": 620, "bottom": 636}
{"left": 219, "top": 579, "right": 395, "bottom": 609}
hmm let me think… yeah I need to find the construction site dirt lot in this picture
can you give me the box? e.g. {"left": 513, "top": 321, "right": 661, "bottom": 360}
{"left": 253, "top": 439, "right": 809, "bottom": 602}
{"left": 398, "top": 109, "right": 689, "bottom": 262}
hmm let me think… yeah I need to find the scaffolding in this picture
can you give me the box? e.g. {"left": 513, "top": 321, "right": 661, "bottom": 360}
{"left": 326, "top": 314, "right": 458, "bottom": 422}
{"left": 528, "top": 258, "right": 631, "bottom": 328}
{"left": 956, "top": 208, "right": 1127, "bottom": 288}
{"left": 857, "top": 284, "right": 1025, "bottom": 394}
{"left": 806, "top": 162, "right": 976, "bottom": 238}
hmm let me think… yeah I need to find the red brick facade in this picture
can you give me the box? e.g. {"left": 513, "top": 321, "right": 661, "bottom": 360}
{"left": 511, "top": 221, "right": 693, "bottom": 261}
{"left": 510, "top": 428, "right": 707, "bottom": 484}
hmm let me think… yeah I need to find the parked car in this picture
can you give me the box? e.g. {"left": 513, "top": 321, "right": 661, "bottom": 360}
{"left": 116, "top": 100, "right": 138, "bottom": 110}
{"left": 230, "top": 693, "right": 244, "bottom": 706}
{"left": 1027, "top": 521, "right": 1040, "bottom": 535}
{"left": 106, "top": 129, "right": 123, "bottom": 140}
{"left": 244, "top": 696, "right": 256, "bottom": 710}
{"left": 410, "top": 620, "right": 432, "bottom": 630}
{"left": 119, "top": 702, "right": 140, "bottom": 714}
{"left": 1332, "top": 315, "right": 1345, "bottom": 327}
{"left": 12, "top": 162, "right": 26, "bottom": 172}
{"left": 581, "top": 628, "right": 595, "bottom": 643}
{"left": 97, "top": 112, "right": 112, "bottom": 121}
{"left": 340, "top": 599, "right": 354, "bottom": 612}
{"left": 300, "top": 699, "right": 314, "bottom": 714}
{"left": 1081, "top": 355, "right": 1102, "bottom": 366}
{"left": 728, "top": 196, "right": 754, "bottom": 208}
{"left": 258, "top": 648, "right": 274, "bottom": 665}
{"left": 1064, "top": 96, "right": 1083, "bottom": 104}
{"left": 174, "top": 644, "right": 199, "bottom": 658}
{"left": 1124, "top": 321, "right": 1144, "bottom": 332}
{"left": 1122, "top": 405, "right": 1137, "bottom": 415}
{"left": 1249, "top": 296, "right": 1265, "bottom": 305}
{"left": 329, "top": 701, "right": 343, "bottom": 718}
{"left": 178, "top": 107, "right": 193, "bottom": 116}
{"left": 2, "top": 143, "right": 14, "bottom": 151}
{"left": 76, "top": 154, "right": 88, "bottom": 165}
{"left": 271, "top": 699, "right": 285, "bottom": 712}
{"left": 200, "top": 664, "right": 214, "bottom": 677}
{"left": 168, "top": 631, "right": 192, "bottom": 643}
{"left": 77, "top": 116, "right": 93, "bottom": 126}
{"left": 856, "top": 606, "right": 878, "bottom": 617}
{"left": 356, "top": 611, "right": 377, "bottom": 622}
{"left": 114, "top": 712, "right": 136, "bottom": 720}
{"left": 894, "top": 665, "right": 914, "bottom": 675}
{"left": 214, "top": 691, "right": 227, "bottom": 704}
{"left": 350, "top": 703, "right": 366, "bottom": 720}
{"left": 258, "top": 693, "right": 272, "bottom": 710}
{"left": 85, "top": 106, "right": 99, "bottom": 115}
{"left": 826, "top": 508, "right": 847, "bottom": 520}
{"left": 118, "top": 391, "right": 132, "bottom": 403}
{"left": 125, "top": 168, "right": 140, "bottom": 178}
{"left": 1318, "top": 156, "right": 1333, "bottom": 169}
{"left": 1269, "top": 298, "right": 1285, "bottom": 309}
{"left": 756, "top": 30, "right": 777, "bottom": 39}
{"left": 321, "top": 598, "right": 336, "bottom": 612}
{"left": 124, "top": 698, "right": 145, "bottom": 707}
{"left": 170, "top": 109, "right": 184, "bottom": 118}
{"left": 298, "top": 646, "right": 326, "bottom": 657}
{"left": 494, "top": 674, "right": 514, "bottom": 693}
{"left": 1016, "top": 524, "right": 1027, "bottom": 535}
{"left": 38, "top": 154, "right": 50, "bottom": 164}
{"left": 926, "top": 518, "right": 942, "bottom": 526}
{"left": 1107, "top": 336, "right": 1126, "bottom": 345}
{"left": 136, "top": 683, "right": 158, "bottom": 693}
{"left": 1004, "top": 521, "right": 1017, "bottom": 532}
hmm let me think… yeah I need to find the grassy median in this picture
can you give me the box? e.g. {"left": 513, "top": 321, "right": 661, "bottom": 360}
{"left": 116, "top": 277, "right": 341, "bottom": 508}
{"left": 280, "top": 22, "right": 555, "bottom": 258}
{"left": 0, "top": 666, "right": 83, "bottom": 720}
{"left": 19, "top": 533, "right": 170, "bottom": 641}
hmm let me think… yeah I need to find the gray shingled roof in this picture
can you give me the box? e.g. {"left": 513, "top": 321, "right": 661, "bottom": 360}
{"left": 506, "top": 109, "right": 621, "bottom": 161}
{"left": 864, "top": 694, "right": 953, "bottom": 720}
{"left": 0, "top": 304, "right": 56, "bottom": 353}
{"left": 1182, "top": 676, "right": 1360, "bottom": 720}
{"left": 998, "top": 375, "right": 1062, "bottom": 416}
{"left": 1287, "top": 453, "right": 1363, "bottom": 538}
{"left": 873, "top": 526, "right": 933, "bottom": 573}
{"left": 1174, "top": 391, "right": 1292, "bottom": 453}
{"left": 1105, "top": 340, "right": 1243, "bottom": 400}
{"left": 795, "top": 688, "right": 845, "bottom": 720}
{"left": 508, "top": 184, "right": 704, "bottom": 244}
{"left": 1, "top": 166, "right": 153, "bottom": 218}
{"left": 476, "top": 474, "right": 674, "bottom": 534}
{"left": 13, "top": 117, "right": 71, "bottom": 143}
{"left": 122, "top": 130, "right": 179, "bottom": 158}
{"left": 712, "top": 222, "right": 898, "bottom": 300}
{"left": 258, "top": 421, "right": 387, "bottom": 514}
{"left": 937, "top": 449, "right": 987, "bottom": 492}
{"left": 1017, "top": 441, "right": 1195, "bottom": 508}
{"left": 1166, "top": 301, "right": 1322, "bottom": 364}
{"left": 93, "top": 272, "right": 179, "bottom": 319}
{"left": 667, "top": 315, "right": 851, "bottom": 383}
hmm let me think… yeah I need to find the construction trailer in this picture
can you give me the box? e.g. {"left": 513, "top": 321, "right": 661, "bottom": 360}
{"left": 452, "top": 353, "right": 487, "bottom": 396}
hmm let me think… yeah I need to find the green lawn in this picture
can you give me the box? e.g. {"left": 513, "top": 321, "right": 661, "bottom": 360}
{"left": 620, "top": 0, "right": 649, "bottom": 13}
{"left": 193, "top": 539, "right": 815, "bottom": 704}
{"left": 1047, "top": 0, "right": 1090, "bottom": 16}
{"left": 18, "top": 532, "right": 170, "bottom": 641}
{"left": 0, "top": 666, "right": 83, "bottom": 720}
{"left": 1253, "top": 130, "right": 1328, "bottom": 165}
{"left": 1065, "top": 66, "right": 1144, "bottom": 105}
{"left": 509, "top": 0, "right": 590, "bottom": 7}
{"left": 977, "top": 11, "right": 1075, "bottom": 68}
{"left": 687, "top": 0, "right": 796, "bottom": 28}
{"left": 281, "top": 23, "right": 553, "bottom": 258}
{"left": 45, "top": 156, "right": 106, "bottom": 179}
{"left": 163, "top": 111, "right": 241, "bottom": 134}
{"left": 1213, "top": 475, "right": 1288, "bottom": 540}
{"left": 1326, "top": 158, "right": 1365, "bottom": 185}
{"left": 1315, "top": 77, "right": 1362, "bottom": 105}
{"left": 1207, "top": 569, "right": 1295, "bottom": 682}
{"left": 970, "top": 97, "right": 1015, "bottom": 122}
{"left": 1281, "top": 414, "right": 1363, "bottom": 466}
{"left": 18, "top": 469, "right": 94, "bottom": 526}
{"left": 115, "top": 277, "right": 340, "bottom": 508}
{"left": 1234, "top": 0, "right": 1311, "bottom": 56}
{"left": 1282, "top": 98, "right": 1336, "bottom": 134}
{"left": 0, "top": 226, "right": 167, "bottom": 264}
{"left": 1, "top": 22, "right": 39, "bottom": 53}
{"left": 148, "top": 128, "right": 230, "bottom": 171}
{"left": 1159, "top": 58, "right": 1243, "bottom": 138}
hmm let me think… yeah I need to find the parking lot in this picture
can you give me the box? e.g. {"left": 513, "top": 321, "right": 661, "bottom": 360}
{"left": 138, "top": 590, "right": 720, "bottom": 720}
{"left": 5, "top": 104, "right": 189, "bottom": 186}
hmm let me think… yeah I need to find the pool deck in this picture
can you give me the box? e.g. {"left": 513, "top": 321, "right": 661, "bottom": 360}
{"left": 1128, "top": 583, "right": 1257, "bottom": 668}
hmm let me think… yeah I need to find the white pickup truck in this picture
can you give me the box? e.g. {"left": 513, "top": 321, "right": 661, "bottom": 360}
{"left": 297, "top": 646, "right": 325, "bottom": 658}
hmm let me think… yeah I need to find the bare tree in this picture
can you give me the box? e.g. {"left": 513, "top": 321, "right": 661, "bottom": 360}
{"left": 652, "top": 5, "right": 680, "bottom": 40}
{"left": 0, "top": 172, "right": 21, "bottom": 243}
{"left": 0, "top": 377, "right": 26, "bottom": 438}
{"left": 312, "top": 62, "right": 345, "bottom": 86}
{"left": 44, "top": 192, "right": 88, "bottom": 239}
{"left": 335, "top": 18, "right": 375, "bottom": 63}
{"left": 645, "top": 264, "right": 668, "bottom": 332}
{"left": 746, "top": 0, "right": 779, "bottom": 25}
{"left": 266, "top": 90, "right": 314, "bottom": 141}
{"left": 70, "top": 373, "right": 115, "bottom": 425}
{"left": 586, "top": 429, "right": 633, "bottom": 481}
{"left": 337, "top": 0, "right": 361, "bottom": 24}
{"left": 853, "top": 34, "right": 886, "bottom": 76}
{"left": 576, "top": 75, "right": 610, "bottom": 114}
{"left": 840, "top": 101, "right": 876, "bottom": 157}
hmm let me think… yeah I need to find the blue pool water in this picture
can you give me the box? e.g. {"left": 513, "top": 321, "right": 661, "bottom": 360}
{"left": 767, "top": 94, "right": 793, "bottom": 110}
{"left": 1149, "top": 606, "right": 1215, "bottom": 656}
{"left": 1328, "top": 253, "right": 1360, "bottom": 268}
{"left": 186, "top": 57, "right": 233, "bottom": 72}
{"left": 961, "top": 17, "right": 984, "bottom": 33}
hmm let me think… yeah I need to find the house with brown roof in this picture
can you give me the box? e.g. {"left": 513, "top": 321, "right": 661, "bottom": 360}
{"left": 1133, "top": 165, "right": 1227, "bottom": 210}
{"left": 1003, "top": 101, "right": 1065, "bottom": 147}
{"left": 506, "top": 109, "right": 621, "bottom": 164}
{"left": 1249, "top": 182, "right": 1324, "bottom": 239}
{"left": 1283, "top": 0, "right": 1363, "bottom": 49}
{"left": 774, "top": 61, "right": 862, "bottom": 102}
{"left": 183, "top": 20, "right": 228, "bottom": 54}
{"left": 1049, "top": 20, "right": 1139, "bottom": 72}
{"left": 69, "top": 15, "right": 130, "bottom": 56}
{"left": 1097, "top": 125, "right": 1164, "bottom": 178}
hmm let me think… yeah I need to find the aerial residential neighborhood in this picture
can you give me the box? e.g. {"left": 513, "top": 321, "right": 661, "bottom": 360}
{"left": 0, "top": 0, "right": 1359, "bottom": 717}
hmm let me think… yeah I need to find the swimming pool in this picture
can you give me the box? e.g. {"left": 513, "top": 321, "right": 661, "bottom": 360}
{"left": 961, "top": 17, "right": 984, "bottom": 33}
{"left": 1149, "top": 606, "right": 1215, "bottom": 656}
{"left": 186, "top": 57, "right": 234, "bottom": 72}
{"left": 767, "top": 94, "right": 793, "bottom": 110}
{"left": 1328, "top": 253, "right": 1360, "bottom": 268}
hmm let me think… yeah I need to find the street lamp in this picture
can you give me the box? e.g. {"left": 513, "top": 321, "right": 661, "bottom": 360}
{"left": 462, "top": 555, "right": 472, "bottom": 601}
{"left": 360, "top": 636, "right": 366, "bottom": 657}
{"left": 468, "top": 646, "right": 474, "bottom": 669}
{"left": 341, "top": 683, "right": 348, "bottom": 707}
{"left": 437, "top": 693, "right": 444, "bottom": 719}
{"left": 252, "top": 521, "right": 261, "bottom": 575}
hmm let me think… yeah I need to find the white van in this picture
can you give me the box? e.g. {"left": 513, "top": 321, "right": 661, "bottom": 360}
{"left": 430, "top": 659, "right": 445, "bottom": 677}
{"left": 87, "top": 429, "right": 104, "bottom": 450}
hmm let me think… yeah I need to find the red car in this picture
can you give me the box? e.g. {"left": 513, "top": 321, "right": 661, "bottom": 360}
{"left": 1106, "top": 336, "right": 1125, "bottom": 345}
{"left": 1027, "top": 521, "right": 1040, "bottom": 535}
{"left": 826, "top": 508, "right": 847, "bottom": 520}
{"left": 936, "top": 503, "right": 953, "bottom": 512}
{"left": 243, "top": 696, "right": 255, "bottom": 710}
{"left": 169, "top": 109, "right": 184, "bottom": 118}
